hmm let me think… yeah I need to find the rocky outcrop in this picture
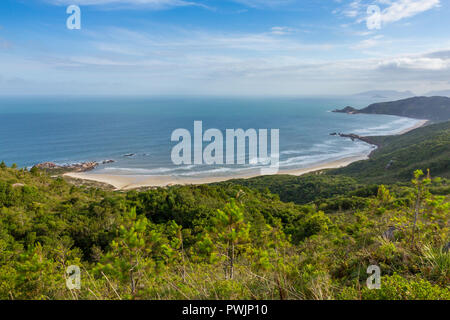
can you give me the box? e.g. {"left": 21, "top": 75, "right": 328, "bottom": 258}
{"left": 34, "top": 162, "right": 60, "bottom": 170}
{"left": 382, "top": 226, "right": 397, "bottom": 241}
{"left": 332, "top": 106, "right": 359, "bottom": 114}
{"left": 335, "top": 133, "right": 380, "bottom": 148}
{"left": 33, "top": 161, "right": 99, "bottom": 173}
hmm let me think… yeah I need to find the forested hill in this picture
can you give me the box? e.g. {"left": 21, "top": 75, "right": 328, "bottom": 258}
{"left": 332, "top": 120, "right": 450, "bottom": 182}
{"left": 0, "top": 150, "right": 449, "bottom": 300}
{"left": 359, "top": 96, "right": 450, "bottom": 121}
{"left": 334, "top": 96, "right": 450, "bottom": 122}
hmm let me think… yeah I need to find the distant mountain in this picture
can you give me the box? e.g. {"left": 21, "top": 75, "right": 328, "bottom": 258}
{"left": 352, "top": 90, "right": 415, "bottom": 100}
{"left": 334, "top": 96, "right": 450, "bottom": 122}
{"left": 425, "top": 90, "right": 450, "bottom": 97}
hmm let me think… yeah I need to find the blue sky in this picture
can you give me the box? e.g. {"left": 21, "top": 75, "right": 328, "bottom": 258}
{"left": 0, "top": 0, "right": 449, "bottom": 95}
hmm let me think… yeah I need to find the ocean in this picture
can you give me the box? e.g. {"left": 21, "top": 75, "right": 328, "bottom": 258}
{"left": 0, "top": 96, "right": 422, "bottom": 178}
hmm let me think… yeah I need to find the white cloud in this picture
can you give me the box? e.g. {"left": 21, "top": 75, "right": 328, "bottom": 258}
{"left": 230, "top": 0, "right": 294, "bottom": 8}
{"left": 338, "top": 0, "right": 440, "bottom": 26}
{"left": 270, "top": 26, "right": 294, "bottom": 35}
{"left": 426, "top": 50, "right": 450, "bottom": 59}
{"left": 46, "top": 0, "right": 199, "bottom": 9}
{"left": 377, "top": 0, "right": 440, "bottom": 24}
{"left": 378, "top": 56, "right": 450, "bottom": 71}
{"left": 352, "top": 35, "right": 384, "bottom": 49}
{"left": 343, "top": 0, "right": 363, "bottom": 17}
{"left": 47, "top": 0, "right": 298, "bottom": 9}
{"left": 2, "top": 23, "right": 450, "bottom": 95}
{"left": 93, "top": 27, "right": 333, "bottom": 53}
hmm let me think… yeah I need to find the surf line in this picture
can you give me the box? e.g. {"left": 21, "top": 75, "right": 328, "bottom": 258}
{"left": 171, "top": 121, "right": 280, "bottom": 175}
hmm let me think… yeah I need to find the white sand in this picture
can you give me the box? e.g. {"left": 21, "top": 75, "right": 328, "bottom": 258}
{"left": 64, "top": 155, "right": 369, "bottom": 190}
{"left": 397, "top": 119, "right": 429, "bottom": 135}
{"left": 63, "top": 119, "right": 429, "bottom": 190}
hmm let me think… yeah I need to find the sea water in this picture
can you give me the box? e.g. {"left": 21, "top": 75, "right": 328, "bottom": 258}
{"left": 0, "top": 96, "right": 422, "bottom": 177}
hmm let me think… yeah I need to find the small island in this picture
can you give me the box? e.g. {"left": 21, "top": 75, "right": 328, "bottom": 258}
{"left": 332, "top": 106, "right": 359, "bottom": 114}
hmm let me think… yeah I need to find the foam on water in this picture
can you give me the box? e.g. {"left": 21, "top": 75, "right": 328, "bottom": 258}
{"left": 0, "top": 96, "right": 423, "bottom": 178}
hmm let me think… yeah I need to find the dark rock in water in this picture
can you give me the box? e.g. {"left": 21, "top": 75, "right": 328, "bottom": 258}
{"left": 337, "top": 133, "right": 381, "bottom": 148}
{"left": 332, "top": 106, "right": 359, "bottom": 114}
{"left": 123, "top": 153, "right": 135, "bottom": 157}
{"left": 330, "top": 132, "right": 337, "bottom": 136}
{"left": 444, "top": 242, "right": 450, "bottom": 253}
{"left": 102, "top": 160, "right": 115, "bottom": 164}
{"left": 383, "top": 226, "right": 397, "bottom": 241}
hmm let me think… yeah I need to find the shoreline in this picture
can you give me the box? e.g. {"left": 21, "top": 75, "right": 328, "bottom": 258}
{"left": 396, "top": 119, "right": 429, "bottom": 135}
{"left": 62, "top": 118, "right": 429, "bottom": 191}
{"left": 64, "top": 154, "right": 370, "bottom": 190}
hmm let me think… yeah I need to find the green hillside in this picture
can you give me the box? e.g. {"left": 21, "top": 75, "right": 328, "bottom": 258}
{"left": 332, "top": 121, "right": 450, "bottom": 182}
{"left": 219, "top": 174, "right": 365, "bottom": 205}
{"left": 358, "top": 96, "right": 450, "bottom": 122}
{"left": 0, "top": 152, "right": 448, "bottom": 300}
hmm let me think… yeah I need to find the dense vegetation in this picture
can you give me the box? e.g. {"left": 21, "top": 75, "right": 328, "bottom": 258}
{"left": 333, "top": 121, "right": 450, "bottom": 182}
{"left": 352, "top": 96, "right": 450, "bottom": 122}
{"left": 0, "top": 158, "right": 448, "bottom": 299}
{"left": 218, "top": 174, "right": 365, "bottom": 205}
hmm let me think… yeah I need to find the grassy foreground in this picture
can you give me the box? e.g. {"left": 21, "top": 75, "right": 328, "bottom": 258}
{"left": 0, "top": 161, "right": 448, "bottom": 300}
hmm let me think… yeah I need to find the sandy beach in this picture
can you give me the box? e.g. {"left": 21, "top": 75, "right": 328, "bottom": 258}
{"left": 397, "top": 119, "right": 429, "bottom": 135}
{"left": 64, "top": 119, "right": 429, "bottom": 190}
{"left": 64, "top": 154, "right": 369, "bottom": 190}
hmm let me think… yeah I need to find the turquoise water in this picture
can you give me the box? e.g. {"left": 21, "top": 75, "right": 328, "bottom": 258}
{"left": 0, "top": 96, "right": 421, "bottom": 177}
